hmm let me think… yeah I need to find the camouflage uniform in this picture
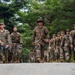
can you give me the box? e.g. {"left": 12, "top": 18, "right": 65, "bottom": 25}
{"left": 60, "top": 31, "right": 65, "bottom": 62}
{"left": 49, "top": 34, "right": 56, "bottom": 62}
{"left": 61, "top": 29, "right": 72, "bottom": 62}
{"left": 11, "top": 32, "right": 22, "bottom": 63}
{"left": 70, "top": 28, "right": 75, "bottom": 61}
{"left": 29, "top": 50, "right": 35, "bottom": 63}
{"left": 55, "top": 32, "right": 61, "bottom": 62}
{"left": 0, "top": 39, "right": 4, "bottom": 63}
{"left": 32, "top": 26, "right": 49, "bottom": 62}
{"left": 0, "top": 29, "right": 11, "bottom": 63}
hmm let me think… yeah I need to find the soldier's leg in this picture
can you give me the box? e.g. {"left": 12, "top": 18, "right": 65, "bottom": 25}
{"left": 46, "top": 50, "right": 49, "bottom": 62}
{"left": 17, "top": 49, "right": 22, "bottom": 63}
{"left": 60, "top": 48, "right": 64, "bottom": 62}
{"left": 16, "top": 44, "right": 22, "bottom": 63}
{"left": 73, "top": 46, "right": 75, "bottom": 62}
{"left": 64, "top": 47, "right": 70, "bottom": 62}
{"left": 3, "top": 47, "right": 9, "bottom": 63}
{"left": 41, "top": 48, "right": 44, "bottom": 62}
{"left": 44, "top": 50, "right": 47, "bottom": 62}
{"left": 69, "top": 48, "right": 72, "bottom": 61}
{"left": 5, "top": 49, "right": 9, "bottom": 63}
{"left": 55, "top": 48, "right": 58, "bottom": 62}
{"left": 50, "top": 49, "right": 55, "bottom": 62}
{"left": 57, "top": 48, "right": 60, "bottom": 62}
{"left": 35, "top": 43, "right": 41, "bottom": 63}
{"left": 53, "top": 50, "right": 55, "bottom": 62}
{"left": 0, "top": 46, "right": 5, "bottom": 63}
{"left": 12, "top": 43, "right": 17, "bottom": 63}
{"left": 0, "top": 51, "right": 3, "bottom": 63}
{"left": 8, "top": 51, "right": 13, "bottom": 63}
{"left": 30, "top": 55, "right": 35, "bottom": 63}
{"left": 13, "top": 51, "right": 18, "bottom": 63}
{"left": 0, "top": 53, "right": 3, "bottom": 63}
{"left": 49, "top": 49, "right": 52, "bottom": 62}
{"left": 44, "top": 50, "right": 49, "bottom": 62}
{"left": 35, "top": 50, "right": 41, "bottom": 62}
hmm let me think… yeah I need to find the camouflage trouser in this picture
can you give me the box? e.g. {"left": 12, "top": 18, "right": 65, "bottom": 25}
{"left": 60, "top": 47, "right": 64, "bottom": 61}
{"left": 12, "top": 43, "right": 22, "bottom": 63}
{"left": 49, "top": 49, "right": 55, "bottom": 61}
{"left": 55, "top": 46, "right": 60, "bottom": 61}
{"left": 64, "top": 46, "right": 70, "bottom": 62}
{"left": 3, "top": 45, "right": 10, "bottom": 63}
{"left": 29, "top": 56, "right": 35, "bottom": 63}
{"left": 0, "top": 45, "right": 5, "bottom": 63}
{"left": 73, "top": 46, "right": 75, "bottom": 60}
{"left": 35, "top": 43, "right": 41, "bottom": 60}
{"left": 44, "top": 50, "right": 49, "bottom": 62}
{"left": 35, "top": 42, "right": 47, "bottom": 62}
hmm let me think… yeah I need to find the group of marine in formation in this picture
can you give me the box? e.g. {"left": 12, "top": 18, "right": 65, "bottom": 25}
{"left": 29, "top": 18, "right": 75, "bottom": 63}
{"left": 0, "top": 18, "right": 75, "bottom": 63}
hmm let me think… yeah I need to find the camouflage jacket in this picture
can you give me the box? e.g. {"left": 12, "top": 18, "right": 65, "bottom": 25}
{"left": 49, "top": 38, "right": 56, "bottom": 49}
{"left": 32, "top": 26, "right": 49, "bottom": 42}
{"left": 55, "top": 36, "right": 61, "bottom": 47}
{"left": 61, "top": 34, "right": 72, "bottom": 47}
{"left": 11, "top": 32, "right": 22, "bottom": 44}
{"left": 0, "top": 29, "right": 11, "bottom": 45}
{"left": 70, "top": 30, "right": 75, "bottom": 45}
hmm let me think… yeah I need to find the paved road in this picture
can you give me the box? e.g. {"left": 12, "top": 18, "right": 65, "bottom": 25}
{"left": 0, "top": 63, "right": 75, "bottom": 75}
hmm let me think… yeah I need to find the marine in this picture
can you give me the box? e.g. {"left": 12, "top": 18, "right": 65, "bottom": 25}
{"left": 11, "top": 26, "right": 22, "bottom": 63}
{"left": 0, "top": 22, "right": 12, "bottom": 63}
{"left": 70, "top": 25, "right": 75, "bottom": 62}
{"left": 55, "top": 32, "right": 61, "bottom": 62}
{"left": 49, "top": 34, "right": 56, "bottom": 62}
{"left": 61, "top": 29, "right": 73, "bottom": 62}
{"left": 60, "top": 31, "right": 65, "bottom": 62}
{"left": 32, "top": 18, "right": 49, "bottom": 62}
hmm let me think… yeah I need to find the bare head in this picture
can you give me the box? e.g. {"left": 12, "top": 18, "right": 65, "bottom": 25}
{"left": 13, "top": 26, "right": 17, "bottom": 32}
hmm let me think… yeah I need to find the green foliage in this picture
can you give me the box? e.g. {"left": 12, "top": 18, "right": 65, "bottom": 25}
{"left": 17, "top": 24, "right": 33, "bottom": 62}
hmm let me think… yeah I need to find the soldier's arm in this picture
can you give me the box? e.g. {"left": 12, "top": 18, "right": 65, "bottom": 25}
{"left": 69, "top": 35, "right": 73, "bottom": 48}
{"left": 69, "top": 36, "right": 73, "bottom": 45}
{"left": 70, "top": 31, "right": 73, "bottom": 39}
{"left": 49, "top": 40, "right": 51, "bottom": 47}
{"left": 70, "top": 31, "right": 72, "bottom": 36}
{"left": 60, "top": 37, "right": 64, "bottom": 47}
{"left": 7, "top": 31, "right": 12, "bottom": 45}
{"left": 10, "top": 33, "right": 13, "bottom": 43}
{"left": 55, "top": 37, "right": 57, "bottom": 46}
{"left": 48, "top": 40, "right": 52, "bottom": 50}
{"left": 44, "top": 27, "right": 49, "bottom": 39}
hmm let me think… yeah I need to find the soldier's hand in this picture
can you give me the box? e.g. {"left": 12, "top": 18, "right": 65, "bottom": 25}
{"left": 32, "top": 42, "right": 35, "bottom": 46}
{"left": 49, "top": 47, "right": 51, "bottom": 50}
{"left": 70, "top": 44, "right": 73, "bottom": 49}
{"left": 48, "top": 50, "right": 50, "bottom": 52}
{"left": 45, "top": 39, "right": 49, "bottom": 43}
{"left": 20, "top": 44, "right": 22, "bottom": 47}
{"left": 54, "top": 48, "right": 56, "bottom": 50}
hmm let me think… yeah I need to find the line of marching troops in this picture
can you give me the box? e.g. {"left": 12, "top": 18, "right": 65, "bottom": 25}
{"left": 29, "top": 18, "right": 75, "bottom": 63}
{"left": 0, "top": 22, "right": 22, "bottom": 63}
